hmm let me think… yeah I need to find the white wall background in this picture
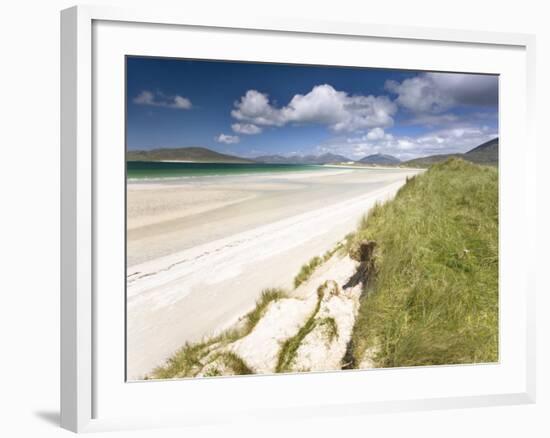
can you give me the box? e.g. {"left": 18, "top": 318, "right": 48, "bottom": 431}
{"left": 0, "top": 1, "right": 547, "bottom": 436}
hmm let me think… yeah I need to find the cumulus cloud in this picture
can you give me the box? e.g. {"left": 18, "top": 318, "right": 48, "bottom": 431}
{"left": 215, "top": 133, "right": 240, "bottom": 144}
{"left": 231, "top": 123, "right": 262, "bottom": 135}
{"left": 385, "top": 76, "right": 453, "bottom": 113}
{"left": 133, "top": 90, "right": 192, "bottom": 109}
{"left": 346, "top": 128, "right": 393, "bottom": 147}
{"left": 231, "top": 84, "right": 397, "bottom": 132}
{"left": 231, "top": 90, "right": 285, "bottom": 126}
{"left": 385, "top": 73, "right": 498, "bottom": 114}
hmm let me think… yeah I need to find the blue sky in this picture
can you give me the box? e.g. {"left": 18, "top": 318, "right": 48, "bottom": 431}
{"left": 126, "top": 57, "right": 498, "bottom": 160}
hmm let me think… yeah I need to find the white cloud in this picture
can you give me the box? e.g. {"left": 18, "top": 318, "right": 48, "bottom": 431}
{"left": 133, "top": 90, "right": 192, "bottom": 109}
{"left": 345, "top": 128, "right": 393, "bottom": 146}
{"left": 215, "top": 133, "right": 240, "bottom": 144}
{"left": 231, "top": 123, "right": 262, "bottom": 135}
{"left": 397, "top": 139, "right": 416, "bottom": 150}
{"left": 316, "top": 125, "right": 497, "bottom": 160}
{"left": 385, "top": 73, "right": 498, "bottom": 114}
{"left": 385, "top": 76, "right": 453, "bottom": 113}
{"left": 231, "top": 84, "right": 397, "bottom": 132}
{"left": 171, "top": 95, "right": 192, "bottom": 109}
{"left": 366, "top": 127, "right": 393, "bottom": 141}
{"left": 133, "top": 90, "right": 155, "bottom": 105}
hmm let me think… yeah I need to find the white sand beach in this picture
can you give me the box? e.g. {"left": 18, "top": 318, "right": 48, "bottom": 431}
{"left": 126, "top": 167, "right": 421, "bottom": 379}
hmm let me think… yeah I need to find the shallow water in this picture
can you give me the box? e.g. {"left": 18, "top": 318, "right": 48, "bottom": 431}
{"left": 126, "top": 161, "right": 325, "bottom": 179}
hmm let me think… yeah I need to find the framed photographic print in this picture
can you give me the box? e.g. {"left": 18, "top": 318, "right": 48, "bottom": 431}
{"left": 61, "top": 5, "right": 536, "bottom": 433}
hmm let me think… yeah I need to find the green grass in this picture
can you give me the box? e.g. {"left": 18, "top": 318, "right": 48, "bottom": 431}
{"left": 151, "top": 288, "right": 286, "bottom": 378}
{"left": 152, "top": 340, "right": 216, "bottom": 379}
{"left": 349, "top": 158, "right": 498, "bottom": 368}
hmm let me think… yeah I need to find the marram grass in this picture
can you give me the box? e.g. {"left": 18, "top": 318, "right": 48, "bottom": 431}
{"left": 293, "top": 256, "right": 323, "bottom": 288}
{"left": 350, "top": 158, "right": 499, "bottom": 368}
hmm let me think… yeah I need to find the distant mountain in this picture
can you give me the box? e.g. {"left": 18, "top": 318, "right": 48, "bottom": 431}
{"left": 255, "top": 152, "right": 351, "bottom": 164}
{"left": 126, "top": 147, "right": 255, "bottom": 163}
{"left": 404, "top": 138, "right": 499, "bottom": 168}
{"left": 357, "top": 154, "right": 401, "bottom": 165}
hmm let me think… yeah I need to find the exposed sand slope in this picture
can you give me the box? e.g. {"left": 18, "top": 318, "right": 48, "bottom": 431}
{"left": 229, "top": 254, "right": 359, "bottom": 374}
{"left": 228, "top": 297, "right": 315, "bottom": 374}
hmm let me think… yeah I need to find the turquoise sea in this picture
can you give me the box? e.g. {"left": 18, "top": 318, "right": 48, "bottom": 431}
{"left": 126, "top": 161, "right": 325, "bottom": 180}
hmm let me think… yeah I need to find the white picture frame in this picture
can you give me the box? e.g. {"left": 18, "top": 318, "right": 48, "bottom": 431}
{"left": 60, "top": 4, "right": 536, "bottom": 433}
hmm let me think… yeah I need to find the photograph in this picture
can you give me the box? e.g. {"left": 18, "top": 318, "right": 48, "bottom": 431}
{"left": 1, "top": 0, "right": 544, "bottom": 435}
{"left": 125, "top": 57, "right": 499, "bottom": 381}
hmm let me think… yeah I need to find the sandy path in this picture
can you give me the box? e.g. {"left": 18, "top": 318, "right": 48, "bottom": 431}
{"left": 126, "top": 169, "right": 420, "bottom": 379}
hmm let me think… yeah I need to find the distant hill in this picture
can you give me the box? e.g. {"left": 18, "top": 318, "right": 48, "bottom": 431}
{"left": 255, "top": 152, "right": 351, "bottom": 164}
{"left": 463, "top": 138, "right": 499, "bottom": 165}
{"left": 404, "top": 153, "right": 462, "bottom": 168}
{"left": 357, "top": 153, "right": 401, "bottom": 165}
{"left": 404, "top": 138, "right": 498, "bottom": 168}
{"left": 126, "top": 147, "right": 255, "bottom": 163}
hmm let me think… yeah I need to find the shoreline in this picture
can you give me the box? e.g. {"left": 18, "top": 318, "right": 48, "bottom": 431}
{"left": 126, "top": 166, "right": 353, "bottom": 184}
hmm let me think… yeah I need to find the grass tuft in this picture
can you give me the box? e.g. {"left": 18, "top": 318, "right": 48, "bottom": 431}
{"left": 293, "top": 256, "right": 323, "bottom": 288}
{"left": 206, "top": 351, "right": 254, "bottom": 376}
{"left": 293, "top": 238, "right": 349, "bottom": 289}
{"left": 241, "top": 288, "right": 286, "bottom": 335}
{"left": 152, "top": 340, "right": 215, "bottom": 379}
{"left": 318, "top": 317, "right": 339, "bottom": 344}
